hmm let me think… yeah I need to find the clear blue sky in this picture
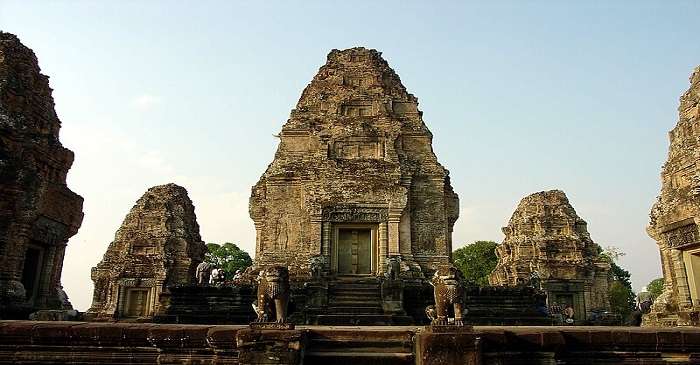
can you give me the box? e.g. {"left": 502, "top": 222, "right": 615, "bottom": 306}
{"left": 2, "top": 1, "right": 699, "bottom": 310}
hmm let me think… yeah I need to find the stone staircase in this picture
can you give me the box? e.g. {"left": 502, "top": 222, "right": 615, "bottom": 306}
{"left": 304, "top": 327, "right": 415, "bottom": 365}
{"left": 158, "top": 286, "right": 256, "bottom": 324}
{"left": 463, "top": 286, "right": 552, "bottom": 326}
{"left": 313, "top": 276, "right": 412, "bottom": 325}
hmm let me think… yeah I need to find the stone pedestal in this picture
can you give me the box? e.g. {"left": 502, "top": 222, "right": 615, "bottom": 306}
{"left": 416, "top": 326, "right": 481, "bottom": 365}
{"left": 235, "top": 328, "right": 306, "bottom": 365}
{"left": 380, "top": 279, "right": 405, "bottom": 314}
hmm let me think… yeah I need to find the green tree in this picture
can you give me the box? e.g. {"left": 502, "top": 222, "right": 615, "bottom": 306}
{"left": 452, "top": 241, "right": 498, "bottom": 286}
{"left": 204, "top": 242, "right": 253, "bottom": 279}
{"left": 647, "top": 278, "right": 664, "bottom": 299}
{"left": 599, "top": 247, "right": 636, "bottom": 320}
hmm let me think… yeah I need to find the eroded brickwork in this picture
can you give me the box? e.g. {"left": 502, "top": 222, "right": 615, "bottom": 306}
{"left": 249, "top": 47, "right": 458, "bottom": 278}
{"left": 645, "top": 66, "right": 700, "bottom": 327}
{"left": 87, "top": 184, "right": 206, "bottom": 321}
{"left": 489, "top": 190, "right": 610, "bottom": 320}
{"left": 0, "top": 32, "right": 84, "bottom": 318}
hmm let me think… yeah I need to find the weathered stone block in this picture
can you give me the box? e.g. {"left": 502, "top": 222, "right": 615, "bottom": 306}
{"left": 416, "top": 327, "right": 480, "bottom": 365}
{"left": 235, "top": 328, "right": 306, "bottom": 365}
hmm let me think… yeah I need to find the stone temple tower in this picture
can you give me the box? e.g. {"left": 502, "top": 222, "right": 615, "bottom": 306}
{"left": 0, "top": 32, "right": 84, "bottom": 319}
{"left": 87, "top": 184, "right": 206, "bottom": 321}
{"left": 249, "top": 47, "right": 459, "bottom": 280}
{"left": 645, "top": 66, "right": 700, "bottom": 327}
{"left": 489, "top": 190, "right": 610, "bottom": 321}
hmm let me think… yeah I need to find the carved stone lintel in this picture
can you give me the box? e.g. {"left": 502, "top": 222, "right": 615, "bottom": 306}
{"left": 321, "top": 206, "right": 388, "bottom": 222}
{"left": 118, "top": 278, "right": 156, "bottom": 287}
{"left": 665, "top": 223, "right": 700, "bottom": 249}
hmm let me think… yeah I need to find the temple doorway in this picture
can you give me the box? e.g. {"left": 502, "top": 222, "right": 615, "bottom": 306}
{"left": 682, "top": 248, "right": 700, "bottom": 305}
{"left": 21, "top": 245, "right": 44, "bottom": 303}
{"left": 123, "top": 288, "right": 150, "bottom": 317}
{"left": 332, "top": 225, "right": 376, "bottom": 275}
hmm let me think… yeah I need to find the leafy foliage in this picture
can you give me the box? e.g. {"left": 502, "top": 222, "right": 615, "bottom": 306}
{"left": 599, "top": 246, "right": 636, "bottom": 319}
{"left": 204, "top": 242, "right": 253, "bottom": 279}
{"left": 647, "top": 278, "right": 664, "bottom": 299}
{"left": 452, "top": 241, "right": 498, "bottom": 286}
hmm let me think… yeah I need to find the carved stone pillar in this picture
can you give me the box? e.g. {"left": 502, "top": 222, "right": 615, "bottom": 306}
{"left": 321, "top": 222, "right": 330, "bottom": 255}
{"left": 399, "top": 177, "right": 413, "bottom": 257}
{"left": 379, "top": 222, "right": 388, "bottom": 274}
{"left": 388, "top": 211, "right": 402, "bottom": 256}
{"left": 310, "top": 214, "right": 322, "bottom": 255}
{"left": 321, "top": 222, "right": 332, "bottom": 271}
{"left": 35, "top": 245, "right": 56, "bottom": 308}
{"left": 116, "top": 284, "right": 128, "bottom": 318}
{"left": 51, "top": 243, "right": 67, "bottom": 288}
{"left": 672, "top": 249, "right": 693, "bottom": 308}
{"left": 253, "top": 221, "right": 263, "bottom": 258}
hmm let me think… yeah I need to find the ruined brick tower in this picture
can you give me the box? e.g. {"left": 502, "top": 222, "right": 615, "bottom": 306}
{"left": 249, "top": 47, "right": 459, "bottom": 280}
{"left": 87, "top": 184, "right": 206, "bottom": 321}
{"left": 0, "top": 32, "right": 84, "bottom": 318}
{"left": 645, "top": 66, "right": 700, "bottom": 327}
{"left": 489, "top": 190, "right": 610, "bottom": 321}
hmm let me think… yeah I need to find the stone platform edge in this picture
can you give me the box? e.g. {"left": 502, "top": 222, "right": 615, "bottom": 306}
{"left": 2, "top": 321, "right": 700, "bottom": 364}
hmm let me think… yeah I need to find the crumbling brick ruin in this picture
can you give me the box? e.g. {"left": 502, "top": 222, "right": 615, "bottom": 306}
{"left": 87, "top": 183, "right": 206, "bottom": 321}
{"left": 0, "top": 32, "right": 84, "bottom": 319}
{"left": 244, "top": 47, "right": 464, "bottom": 324}
{"left": 249, "top": 47, "right": 459, "bottom": 279}
{"left": 645, "top": 66, "right": 700, "bottom": 327}
{"left": 489, "top": 190, "right": 610, "bottom": 321}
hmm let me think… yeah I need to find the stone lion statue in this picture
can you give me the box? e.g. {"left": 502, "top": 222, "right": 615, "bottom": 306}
{"left": 528, "top": 271, "right": 542, "bottom": 290}
{"left": 309, "top": 255, "right": 325, "bottom": 279}
{"left": 196, "top": 262, "right": 213, "bottom": 285}
{"left": 252, "top": 266, "right": 290, "bottom": 323}
{"left": 384, "top": 256, "right": 401, "bottom": 281}
{"left": 427, "top": 265, "right": 467, "bottom": 326}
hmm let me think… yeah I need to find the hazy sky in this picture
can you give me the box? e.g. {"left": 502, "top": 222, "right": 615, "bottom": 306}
{"left": 2, "top": 1, "right": 699, "bottom": 311}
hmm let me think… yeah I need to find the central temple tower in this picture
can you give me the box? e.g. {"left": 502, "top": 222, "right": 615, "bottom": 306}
{"left": 249, "top": 47, "right": 459, "bottom": 280}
